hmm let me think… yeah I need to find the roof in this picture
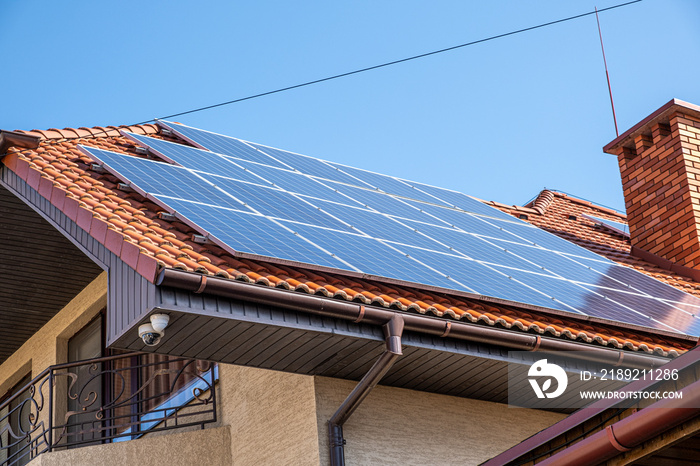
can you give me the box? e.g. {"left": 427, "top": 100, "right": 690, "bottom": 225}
{"left": 0, "top": 124, "right": 697, "bottom": 358}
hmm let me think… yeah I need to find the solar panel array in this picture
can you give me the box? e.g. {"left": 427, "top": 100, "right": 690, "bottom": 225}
{"left": 79, "top": 122, "right": 700, "bottom": 336}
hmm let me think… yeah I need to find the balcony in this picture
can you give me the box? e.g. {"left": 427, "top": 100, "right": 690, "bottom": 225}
{"left": 0, "top": 353, "right": 217, "bottom": 466}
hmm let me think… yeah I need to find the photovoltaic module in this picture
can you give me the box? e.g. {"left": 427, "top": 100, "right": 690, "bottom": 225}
{"left": 79, "top": 121, "right": 700, "bottom": 336}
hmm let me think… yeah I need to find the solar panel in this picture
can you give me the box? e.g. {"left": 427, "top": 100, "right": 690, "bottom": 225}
{"left": 405, "top": 181, "right": 521, "bottom": 222}
{"left": 489, "top": 219, "right": 605, "bottom": 260}
{"left": 247, "top": 143, "right": 376, "bottom": 187}
{"left": 577, "top": 258, "right": 695, "bottom": 303}
{"left": 155, "top": 197, "right": 354, "bottom": 270}
{"left": 325, "top": 162, "right": 447, "bottom": 204}
{"left": 582, "top": 286, "right": 700, "bottom": 332}
{"left": 395, "top": 245, "right": 562, "bottom": 307}
{"left": 78, "top": 124, "right": 700, "bottom": 337}
{"left": 147, "top": 125, "right": 286, "bottom": 167}
{"left": 284, "top": 222, "right": 457, "bottom": 289}
{"left": 203, "top": 177, "right": 352, "bottom": 231}
{"left": 81, "top": 147, "right": 254, "bottom": 210}
{"left": 584, "top": 214, "right": 630, "bottom": 236}
{"left": 401, "top": 200, "right": 542, "bottom": 242}
{"left": 208, "top": 159, "right": 352, "bottom": 203}
{"left": 500, "top": 243, "right": 628, "bottom": 288}
{"left": 395, "top": 219, "right": 552, "bottom": 274}
{"left": 321, "top": 181, "right": 432, "bottom": 221}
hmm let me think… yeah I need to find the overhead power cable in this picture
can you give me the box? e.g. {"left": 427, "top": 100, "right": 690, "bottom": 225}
{"left": 140, "top": 0, "right": 642, "bottom": 124}
{"left": 1, "top": 0, "right": 641, "bottom": 157}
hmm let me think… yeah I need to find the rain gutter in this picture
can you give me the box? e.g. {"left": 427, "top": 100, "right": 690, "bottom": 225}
{"left": 157, "top": 269, "right": 670, "bottom": 369}
{"left": 537, "top": 378, "right": 700, "bottom": 465}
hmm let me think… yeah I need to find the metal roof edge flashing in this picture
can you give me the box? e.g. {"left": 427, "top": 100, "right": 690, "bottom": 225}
{"left": 157, "top": 268, "right": 672, "bottom": 368}
{"left": 631, "top": 245, "right": 700, "bottom": 283}
{"left": 582, "top": 214, "right": 630, "bottom": 238}
{"left": 0, "top": 130, "right": 41, "bottom": 158}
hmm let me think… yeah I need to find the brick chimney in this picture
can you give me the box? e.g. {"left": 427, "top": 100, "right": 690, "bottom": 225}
{"left": 604, "top": 99, "right": 700, "bottom": 279}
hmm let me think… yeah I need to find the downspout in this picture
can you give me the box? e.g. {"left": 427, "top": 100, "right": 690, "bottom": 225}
{"left": 538, "top": 378, "right": 700, "bottom": 465}
{"left": 157, "top": 269, "right": 672, "bottom": 369}
{"left": 328, "top": 314, "right": 404, "bottom": 466}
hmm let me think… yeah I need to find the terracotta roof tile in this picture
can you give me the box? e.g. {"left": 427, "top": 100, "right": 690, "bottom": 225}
{"left": 2, "top": 125, "right": 697, "bottom": 358}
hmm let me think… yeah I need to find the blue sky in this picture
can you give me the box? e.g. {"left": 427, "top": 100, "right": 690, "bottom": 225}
{"left": 2, "top": 0, "right": 698, "bottom": 213}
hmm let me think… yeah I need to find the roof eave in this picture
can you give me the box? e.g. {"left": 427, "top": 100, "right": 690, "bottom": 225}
{"left": 156, "top": 267, "right": 674, "bottom": 368}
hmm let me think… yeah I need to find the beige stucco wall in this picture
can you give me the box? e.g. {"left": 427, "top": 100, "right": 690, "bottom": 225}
{"left": 218, "top": 364, "right": 321, "bottom": 465}
{"left": 314, "top": 376, "right": 566, "bottom": 466}
{"left": 0, "top": 272, "right": 107, "bottom": 395}
{"left": 27, "top": 425, "right": 232, "bottom": 466}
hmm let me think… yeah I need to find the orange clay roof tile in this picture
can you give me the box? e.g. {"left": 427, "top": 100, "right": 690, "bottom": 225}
{"left": 2, "top": 124, "right": 698, "bottom": 357}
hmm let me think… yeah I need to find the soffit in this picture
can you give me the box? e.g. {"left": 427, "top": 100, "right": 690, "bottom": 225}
{"left": 0, "top": 182, "right": 103, "bottom": 364}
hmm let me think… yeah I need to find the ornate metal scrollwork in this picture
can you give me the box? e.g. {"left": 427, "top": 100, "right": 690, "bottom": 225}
{"left": 0, "top": 377, "right": 50, "bottom": 466}
{"left": 0, "top": 353, "right": 217, "bottom": 466}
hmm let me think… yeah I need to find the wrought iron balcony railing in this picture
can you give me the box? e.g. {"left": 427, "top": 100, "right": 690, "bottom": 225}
{"left": 0, "top": 353, "right": 217, "bottom": 466}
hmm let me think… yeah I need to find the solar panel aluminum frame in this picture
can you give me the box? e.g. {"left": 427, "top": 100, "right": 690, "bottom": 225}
{"left": 79, "top": 140, "right": 700, "bottom": 342}
{"left": 155, "top": 120, "right": 221, "bottom": 152}
{"left": 153, "top": 121, "right": 305, "bottom": 174}
{"left": 120, "top": 129, "right": 213, "bottom": 168}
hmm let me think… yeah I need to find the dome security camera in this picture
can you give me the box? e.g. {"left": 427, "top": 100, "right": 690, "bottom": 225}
{"left": 138, "top": 313, "right": 170, "bottom": 346}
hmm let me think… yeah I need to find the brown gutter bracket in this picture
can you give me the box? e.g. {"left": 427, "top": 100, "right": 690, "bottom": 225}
{"left": 328, "top": 314, "right": 404, "bottom": 466}
{"left": 194, "top": 275, "right": 208, "bottom": 294}
{"left": 605, "top": 425, "right": 631, "bottom": 452}
{"left": 532, "top": 335, "right": 542, "bottom": 352}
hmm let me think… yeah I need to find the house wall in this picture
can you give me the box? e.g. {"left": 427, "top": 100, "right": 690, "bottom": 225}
{"left": 28, "top": 425, "right": 232, "bottom": 466}
{"left": 218, "top": 364, "right": 321, "bottom": 465}
{"left": 141, "top": 364, "right": 564, "bottom": 465}
{"left": 314, "top": 376, "right": 566, "bottom": 466}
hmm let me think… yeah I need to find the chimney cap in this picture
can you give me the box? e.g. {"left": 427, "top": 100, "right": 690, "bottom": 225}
{"left": 603, "top": 98, "right": 700, "bottom": 154}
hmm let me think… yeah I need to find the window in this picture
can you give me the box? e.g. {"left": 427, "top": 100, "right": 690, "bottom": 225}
{"left": 65, "top": 316, "right": 103, "bottom": 446}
